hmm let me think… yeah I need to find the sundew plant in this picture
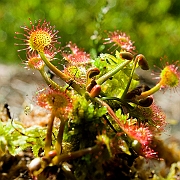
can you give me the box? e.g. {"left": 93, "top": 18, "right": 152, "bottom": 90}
{"left": 9, "top": 19, "right": 180, "bottom": 179}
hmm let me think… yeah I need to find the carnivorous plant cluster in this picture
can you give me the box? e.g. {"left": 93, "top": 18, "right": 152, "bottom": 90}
{"left": 12, "top": 19, "right": 180, "bottom": 179}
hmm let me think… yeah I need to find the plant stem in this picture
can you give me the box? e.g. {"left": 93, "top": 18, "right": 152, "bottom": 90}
{"left": 55, "top": 118, "right": 65, "bottom": 155}
{"left": 94, "top": 97, "right": 123, "bottom": 128}
{"left": 137, "top": 83, "right": 161, "bottom": 100}
{"left": 121, "top": 57, "right": 137, "bottom": 100}
{"left": 39, "top": 51, "right": 85, "bottom": 95}
{"left": 39, "top": 68, "right": 62, "bottom": 90}
{"left": 53, "top": 144, "right": 102, "bottom": 165}
{"left": 39, "top": 51, "right": 70, "bottom": 81}
{"left": 45, "top": 113, "right": 55, "bottom": 157}
{"left": 96, "top": 60, "right": 131, "bottom": 85}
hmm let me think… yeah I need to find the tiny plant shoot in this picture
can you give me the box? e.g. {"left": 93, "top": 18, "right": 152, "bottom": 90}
{"left": 12, "top": 19, "right": 180, "bottom": 179}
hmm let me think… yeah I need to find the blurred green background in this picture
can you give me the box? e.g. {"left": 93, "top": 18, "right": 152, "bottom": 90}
{"left": 0, "top": 0, "right": 180, "bottom": 68}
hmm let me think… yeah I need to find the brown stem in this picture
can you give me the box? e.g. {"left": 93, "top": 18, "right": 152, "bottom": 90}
{"left": 55, "top": 118, "right": 66, "bottom": 155}
{"left": 45, "top": 113, "right": 55, "bottom": 157}
{"left": 95, "top": 97, "right": 123, "bottom": 128}
{"left": 53, "top": 144, "right": 102, "bottom": 165}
